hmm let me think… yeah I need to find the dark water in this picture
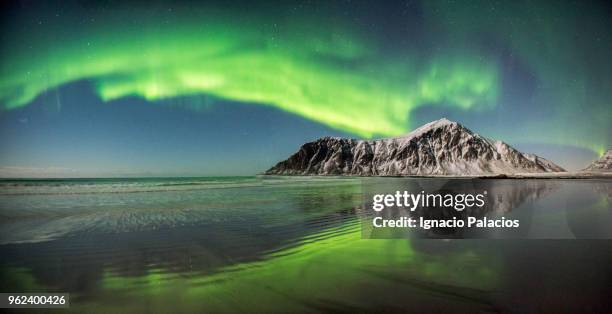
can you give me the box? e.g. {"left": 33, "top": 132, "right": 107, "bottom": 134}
{"left": 0, "top": 176, "right": 611, "bottom": 313}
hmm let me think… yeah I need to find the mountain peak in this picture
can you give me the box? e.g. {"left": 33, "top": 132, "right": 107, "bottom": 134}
{"left": 413, "top": 117, "right": 457, "bottom": 131}
{"left": 391, "top": 118, "right": 465, "bottom": 142}
{"left": 430, "top": 117, "right": 454, "bottom": 125}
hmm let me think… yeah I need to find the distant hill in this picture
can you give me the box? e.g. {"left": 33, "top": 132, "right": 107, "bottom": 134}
{"left": 584, "top": 149, "right": 612, "bottom": 172}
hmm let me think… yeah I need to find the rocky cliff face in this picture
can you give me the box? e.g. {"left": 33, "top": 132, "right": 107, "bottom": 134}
{"left": 265, "top": 118, "right": 566, "bottom": 176}
{"left": 584, "top": 149, "right": 612, "bottom": 172}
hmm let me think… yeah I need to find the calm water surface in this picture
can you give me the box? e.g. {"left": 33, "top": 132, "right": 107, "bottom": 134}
{"left": 0, "top": 176, "right": 611, "bottom": 313}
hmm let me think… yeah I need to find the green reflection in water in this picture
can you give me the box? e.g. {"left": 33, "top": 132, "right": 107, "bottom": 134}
{"left": 69, "top": 222, "right": 498, "bottom": 313}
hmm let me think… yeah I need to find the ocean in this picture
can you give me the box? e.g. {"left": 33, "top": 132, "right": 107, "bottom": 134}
{"left": 0, "top": 176, "right": 611, "bottom": 312}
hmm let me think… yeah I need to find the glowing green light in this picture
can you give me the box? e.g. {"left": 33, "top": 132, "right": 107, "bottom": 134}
{"left": 0, "top": 16, "right": 498, "bottom": 138}
{"left": 74, "top": 221, "right": 498, "bottom": 313}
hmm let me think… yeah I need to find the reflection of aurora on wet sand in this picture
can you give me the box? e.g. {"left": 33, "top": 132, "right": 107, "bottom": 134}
{"left": 1, "top": 177, "right": 611, "bottom": 312}
{"left": 94, "top": 225, "right": 498, "bottom": 313}
{"left": 4, "top": 222, "right": 499, "bottom": 313}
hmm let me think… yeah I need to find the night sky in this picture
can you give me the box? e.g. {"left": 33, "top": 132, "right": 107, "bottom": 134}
{"left": 0, "top": 0, "right": 610, "bottom": 177}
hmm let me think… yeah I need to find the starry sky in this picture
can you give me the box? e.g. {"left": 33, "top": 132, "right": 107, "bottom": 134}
{"left": 0, "top": 0, "right": 610, "bottom": 177}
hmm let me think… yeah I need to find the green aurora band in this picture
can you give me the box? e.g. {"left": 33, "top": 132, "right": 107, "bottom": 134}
{"left": 0, "top": 1, "right": 609, "bottom": 154}
{"left": 0, "top": 14, "right": 497, "bottom": 138}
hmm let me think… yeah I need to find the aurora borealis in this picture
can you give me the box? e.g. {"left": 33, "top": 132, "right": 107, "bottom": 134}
{"left": 0, "top": 0, "right": 610, "bottom": 175}
{"left": 0, "top": 1, "right": 499, "bottom": 138}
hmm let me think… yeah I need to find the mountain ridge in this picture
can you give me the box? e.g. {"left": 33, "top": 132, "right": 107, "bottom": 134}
{"left": 265, "top": 118, "right": 566, "bottom": 176}
{"left": 584, "top": 149, "right": 612, "bottom": 172}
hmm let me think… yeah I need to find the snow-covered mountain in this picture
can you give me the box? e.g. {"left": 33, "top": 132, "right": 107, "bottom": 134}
{"left": 584, "top": 149, "right": 612, "bottom": 172}
{"left": 265, "top": 118, "right": 565, "bottom": 176}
